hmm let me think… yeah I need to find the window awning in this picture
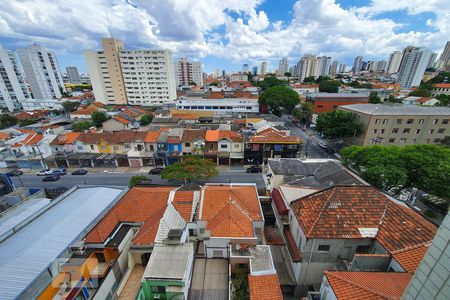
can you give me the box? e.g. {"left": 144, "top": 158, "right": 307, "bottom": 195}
{"left": 272, "top": 188, "right": 288, "bottom": 215}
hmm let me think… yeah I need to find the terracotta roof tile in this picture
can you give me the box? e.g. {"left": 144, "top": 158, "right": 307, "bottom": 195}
{"left": 51, "top": 132, "right": 81, "bottom": 145}
{"left": 249, "top": 128, "right": 300, "bottom": 144}
{"left": 85, "top": 187, "right": 174, "bottom": 245}
{"left": 22, "top": 133, "right": 43, "bottom": 145}
{"left": 77, "top": 131, "right": 147, "bottom": 144}
{"left": 325, "top": 271, "right": 412, "bottom": 299}
{"left": 205, "top": 130, "right": 219, "bottom": 142}
{"left": 391, "top": 244, "right": 430, "bottom": 273}
{"left": 248, "top": 274, "right": 283, "bottom": 300}
{"left": 181, "top": 129, "right": 206, "bottom": 142}
{"left": 218, "top": 130, "right": 243, "bottom": 142}
{"left": 432, "top": 83, "right": 450, "bottom": 88}
{"left": 199, "top": 185, "right": 263, "bottom": 238}
{"left": 0, "top": 132, "right": 10, "bottom": 141}
{"left": 145, "top": 131, "right": 161, "bottom": 143}
{"left": 172, "top": 191, "right": 195, "bottom": 222}
{"left": 113, "top": 115, "right": 131, "bottom": 124}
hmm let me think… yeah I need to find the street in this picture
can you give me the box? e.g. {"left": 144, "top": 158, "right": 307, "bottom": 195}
{"left": 280, "top": 115, "right": 336, "bottom": 159}
{"left": 11, "top": 171, "right": 266, "bottom": 192}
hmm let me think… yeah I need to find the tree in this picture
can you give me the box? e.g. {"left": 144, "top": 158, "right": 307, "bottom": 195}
{"left": 129, "top": 175, "right": 150, "bottom": 186}
{"left": 440, "top": 136, "right": 450, "bottom": 147}
{"left": 368, "top": 91, "right": 382, "bottom": 104}
{"left": 62, "top": 101, "right": 79, "bottom": 112}
{"left": 91, "top": 111, "right": 108, "bottom": 127}
{"left": 341, "top": 144, "right": 450, "bottom": 199}
{"left": 209, "top": 82, "right": 219, "bottom": 86}
{"left": 293, "top": 102, "right": 313, "bottom": 125}
{"left": 303, "top": 76, "right": 315, "bottom": 83}
{"left": 19, "top": 118, "right": 39, "bottom": 127}
{"left": 316, "top": 76, "right": 331, "bottom": 83}
{"left": 409, "top": 89, "right": 431, "bottom": 97}
{"left": 425, "top": 71, "right": 450, "bottom": 84}
{"left": 284, "top": 72, "right": 292, "bottom": 77}
{"left": 359, "top": 83, "right": 373, "bottom": 89}
{"left": 258, "top": 86, "right": 300, "bottom": 116}
{"left": 319, "top": 80, "right": 341, "bottom": 93}
{"left": 189, "top": 81, "right": 197, "bottom": 86}
{"left": 386, "top": 95, "right": 402, "bottom": 103}
{"left": 0, "top": 113, "right": 17, "bottom": 129}
{"left": 349, "top": 80, "right": 360, "bottom": 87}
{"left": 435, "top": 94, "right": 450, "bottom": 106}
{"left": 161, "top": 156, "right": 218, "bottom": 183}
{"left": 73, "top": 120, "right": 94, "bottom": 132}
{"left": 139, "top": 114, "right": 153, "bottom": 126}
{"left": 315, "top": 110, "right": 363, "bottom": 139}
{"left": 256, "top": 76, "right": 288, "bottom": 91}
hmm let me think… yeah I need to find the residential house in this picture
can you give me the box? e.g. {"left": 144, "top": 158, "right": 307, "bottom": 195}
{"left": 204, "top": 130, "right": 219, "bottom": 163}
{"left": 402, "top": 96, "right": 439, "bottom": 106}
{"left": 156, "top": 130, "right": 169, "bottom": 166}
{"left": 196, "top": 184, "right": 264, "bottom": 258}
{"left": 286, "top": 185, "right": 436, "bottom": 296}
{"left": 69, "top": 108, "right": 96, "bottom": 119}
{"left": 143, "top": 130, "right": 161, "bottom": 166}
{"left": 102, "top": 114, "right": 135, "bottom": 131}
{"left": 6, "top": 133, "right": 56, "bottom": 169}
{"left": 245, "top": 128, "right": 302, "bottom": 164}
{"left": 217, "top": 130, "right": 244, "bottom": 165}
{"left": 181, "top": 129, "right": 206, "bottom": 155}
{"left": 166, "top": 128, "right": 184, "bottom": 165}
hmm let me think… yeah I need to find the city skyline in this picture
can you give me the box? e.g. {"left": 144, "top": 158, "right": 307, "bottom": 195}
{"left": 0, "top": 0, "right": 449, "bottom": 73}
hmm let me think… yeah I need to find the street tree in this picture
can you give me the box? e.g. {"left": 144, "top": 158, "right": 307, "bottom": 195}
{"left": 315, "top": 110, "right": 363, "bottom": 139}
{"left": 386, "top": 95, "right": 402, "bottom": 103}
{"left": 440, "top": 136, "right": 450, "bottom": 147}
{"left": 73, "top": 120, "right": 94, "bottom": 132}
{"left": 91, "top": 111, "right": 108, "bottom": 127}
{"left": 258, "top": 86, "right": 300, "bottom": 116}
{"left": 284, "top": 72, "right": 292, "bottom": 77}
{"left": 368, "top": 91, "right": 382, "bottom": 104}
{"left": 303, "top": 76, "right": 315, "bottom": 83}
{"left": 293, "top": 102, "right": 313, "bottom": 125}
{"left": 256, "top": 76, "right": 288, "bottom": 91}
{"left": 161, "top": 156, "right": 218, "bottom": 183}
{"left": 62, "top": 101, "right": 80, "bottom": 112}
{"left": 129, "top": 175, "right": 150, "bottom": 186}
{"left": 319, "top": 80, "right": 341, "bottom": 93}
{"left": 139, "top": 114, "right": 153, "bottom": 126}
{"left": 408, "top": 89, "right": 431, "bottom": 97}
{"left": 435, "top": 94, "right": 450, "bottom": 106}
{"left": 0, "top": 113, "right": 17, "bottom": 129}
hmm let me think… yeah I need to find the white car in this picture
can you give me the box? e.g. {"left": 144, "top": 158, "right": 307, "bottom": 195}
{"left": 36, "top": 169, "right": 52, "bottom": 176}
{"left": 318, "top": 142, "right": 328, "bottom": 149}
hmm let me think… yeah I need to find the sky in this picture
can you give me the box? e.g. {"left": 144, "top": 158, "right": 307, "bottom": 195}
{"left": 0, "top": 0, "right": 449, "bottom": 74}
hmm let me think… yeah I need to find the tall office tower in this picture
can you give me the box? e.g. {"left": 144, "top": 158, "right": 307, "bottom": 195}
{"left": 397, "top": 46, "right": 433, "bottom": 88}
{"left": 330, "top": 60, "right": 339, "bottom": 75}
{"left": 84, "top": 37, "right": 176, "bottom": 105}
{"left": 66, "top": 66, "right": 81, "bottom": 84}
{"left": 376, "top": 60, "right": 387, "bottom": 72}
{"left": 352, "top": 56, "right": 363, "bottom": 74}
{"left": 242, "top": 64, "right": 249, "bottom": 73}
{"left": 386, "top": 51, "right": 403, "bottom": 74}
{"left": 277, "top": 57, "right": 289, "bottom": 75}
{"left": 0, "top": 44, "right": 31, "bottom": 111}
{"left": 17, "top": 44, "right": 65, "bottom": 99}
{"left": 252, "top": 66, "right": 258, "bottom": 76}
{"left": 175, "top": 58, "right": 203, "bottom": 87}
{"left": 260, "top": 61, "right": 267, "bottom": 76}
{"left": 427, "top": 52, "right": 438, "bottom": 69}
{"left": 437, "top": 41, "right": 450, "bottom": 71}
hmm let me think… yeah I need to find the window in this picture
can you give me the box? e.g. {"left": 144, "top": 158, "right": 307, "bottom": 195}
{"left": 396, "top": 119, "right": 402, "bottom": 125}
{"left": 212, "top": 250, "right": 223, "bottom": 257}
{"left": 77, "top": 146, "right": 83, "bottom": 150}
{"left": 375, "top": 119, "right": 380, "bottom": 124}
{"left": 234, "top": 144, "right": 240, "bottom": 148}
{"left": 150, "top": 145, "right": 154, "bottom": 151}
{"left": 220, "top": 144, "right": 228, "bottom": 149}
{"left": 369, "top": 138, "right": 374, "bottom": 144}
{"left": 443, "top": 119, "right": 449, "bottom": 125}
{"left": 113, "top": 146, "right": 119, "bottom": 150}
{"left": 124, "top": 144, "right": 131, "bottom": 149}
{"left": 355, "top": 245, "right": 370, "bottom": 254}
{"left": 415, "top": 129, "right": 421, "bottom": 134}
{"left": 90, "top": 145, "right": 94, "bottom": 150}
{"left": 318, "top": 245, "right": 330, "bottom": 252}
{"left": 382, "top": 119, "right": 388, "bottom": 124}
{"left": 185, "top": 143, "right": 191, "bottom": 147}
{"left": 403, "top": 128, "right": 410, "bottom": 133}
{"left": 400, "top": 138, "right": 406, "bottom": 144}
{"left": 429, "top": 129, "right": 434, "bottom": 134}
{"left": 151, "top": 286, "right": 166, "bottom": 293}
{"left": 433, "top": 138, "right": 441, "bottom": 143}
{"left": 438, "top": 128, "right": 445, "bottom": 134}
{"left": 372, "top": 129, "right": 377, "bottom": 134}
{"left": 433, "top": 119, "right": 438, "bottom": 124}
{"left": 380, "top": 129, "right": 385, "bottom": 134}
{"left": 419, "top": 119, "right": 425, "bottom": 124}
{"left": 388, "top": 138, "right": 395, "bottom": 143}
{"left": 406, "top": 119, "right": 414, "bottom": 124}
{"left": 392, "top": 128, "right": 399, "bottom": 133}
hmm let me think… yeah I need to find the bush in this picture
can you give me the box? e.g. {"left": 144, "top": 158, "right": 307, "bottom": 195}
{"left": 129, "top": 175, "right": 149, "bottom": 186}
{"left": 424, "top": 210, "right": 436, "bottom": 218}
{"left": 232, "top": 270, "right": 248, "bottom": 300}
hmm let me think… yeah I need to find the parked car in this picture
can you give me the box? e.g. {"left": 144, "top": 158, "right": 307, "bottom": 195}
{"left": 36, "top": 169, "right": 52, "bottom": 176}
{"left": 7, "top": 169, "right": 23, "bottom": 176}
{"left": 42, "top": 174, "right": 60, "bottom": 182}
{"left": 72, "top": 168, "right": 88, "bottom": 175}
{"left": 246, "top": 166, "right": 262, "bottom": 173}
{"left": 149, "top": 167, "right": 164, "bottom": 175}
{"left": 318, "top": 141, "right": 328, "bottom": 149}
{"left": 52, "top": 168, "right": 67, "bottom": 176}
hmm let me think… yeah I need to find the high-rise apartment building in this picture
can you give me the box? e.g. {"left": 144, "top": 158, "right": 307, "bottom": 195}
{"left": 329, "top": 60, "right": 339, "bottom": 75}
{"left": 66, "top": 66, "right": 81, "bottom": 84}
{"left": 437, "top": 41, "right": 450, "bottom": 71}
{"left": 427, "top": 52, "right": 438, "bottom": 69}
{"left": 314, "top": 56, "right": 331, "bottom": 77}
{"left": 397, "top": 46, "right": 433, "bottom": 88}
{"left": 260, "top": 61, "right": 267, "bottom": 76}
{"left": 352, "top": 56, "right": 363, "bottom": 74}
{"left": 252, "top": 66, "right": 258, "bottom": 75}
{"left": 338, "top": 63, "right": 346, "bottom": 73}
{"left": 174, "top": 58, "right": 203, "bottom": 87}
{"left": 242, "top": 64, "right": 249, "bottom": 73}
{"left": 17, "top": 44, "right": 65, "bottom": 99}
{"left": 387, "top": 51, "right": 403, "bottom": 74}
{"left": 0, "top": 44, "right": 31, "bottom": 111}
{"left": 277, "top": 57, "right": 289, "bottom": 75}
{"left": 84, "top": 38, "right": 176, "bottom": 106}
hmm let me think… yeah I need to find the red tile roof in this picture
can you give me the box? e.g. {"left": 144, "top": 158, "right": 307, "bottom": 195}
{"left": 77, "top": 131, "right": 147, "bottom": 144}
{"left": 144, "top": 131, "right": 161, "bottom": 143}
{"left": 0, "top": 132, "right": 10, "bottom": 141}
{"left": 248, "top": 274, "right": 283, "bottom": 300}
{"left": 85, "top": 187, "right": 174, "bottom": 245}
{"left": 249, "top": 128, "right": 300, "bottom": 144}
{"left": 22, "top": 133, "right": 44, "bottom": 145}
{"left": 218, "top": 130, "right": 243, "bottom": 142}
{"left": 172, "top": 190, "right": 195, "bottom": 222}
{"left": 181, "top": 129, "right": 206, "bottom": 142}
{"left": 432, "top": 83, "right": 450, "bottom": 88}
{"left": 391, "top": 243, "right": 430, "bottom": 273}
{"left": 113, "top": 115, "right": 131, "bottom": 124}
{"left": 290, "top": 185, "right": 436, "bottom": 272}
{"left": 205, "top": 130, "right": 219, "bottom": 142}
{"left": 51, "top": 132, "right": 81, "bottom": 145}
{"left": 325, "top": 271, "right": 412, "bottom": 300}
{"left": 199, "top": 185, "right": 263, "bottom": 238}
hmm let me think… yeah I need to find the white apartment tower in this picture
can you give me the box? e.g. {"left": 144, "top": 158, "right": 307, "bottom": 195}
{"left": 0, "top": 44, "right": 31, "bottom": 111}
{"left": 397, "top": 46, "right": 433, "bottom": 88}
{"left": 437, "top": 41, "right": 450, "bottom": 71}
{"left": 84, "top": 37, "right": 177, "bottom": 106}
{"left": 386, "top": 51, "right": 403, "bottom": 74}
{"left": 277, "top": 57, "right": 289, "bottom": 75}
{"left": 260, "top": 61, "right": 267, "bottom": 76}
{"left": 66, "top": 66, "right": 81, "bottom": 84}
{"left": 352, "top": 56, "right": 363, "bottom": 74}
{"left": 175, "top": 58, "right": 203, "bottom": 87}
{"left": 330, "top": 60, "right": 339, "bottom": 75}
{"left": 17, "top": 44, "right": 65, "bottom": 99}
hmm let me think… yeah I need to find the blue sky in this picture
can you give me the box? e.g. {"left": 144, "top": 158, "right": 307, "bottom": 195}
{"left": 0, "top": 0, "right": 449, "bottom": 74}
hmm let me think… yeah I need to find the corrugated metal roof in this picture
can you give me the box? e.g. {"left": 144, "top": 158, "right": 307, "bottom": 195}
{"left": 0, "top": 186, "right": 125, "bottom": 300}
{"left": 144, "top": 243, "right": 194, "bottom": 280}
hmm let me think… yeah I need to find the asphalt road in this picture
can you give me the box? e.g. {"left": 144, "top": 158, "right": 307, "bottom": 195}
{"left": 11, "top": 171, "right": 266, "bottom": 192}
{"left": 281, "top": 115, "right": 337, "bottom": 159}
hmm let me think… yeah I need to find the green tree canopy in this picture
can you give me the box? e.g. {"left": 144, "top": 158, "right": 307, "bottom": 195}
{"left": 349, "top": 80, "right": 360, "bottom": 87}
{"left": 62, "top": 101, "right": 80, "bottom": 112}
{"left": 425, "top": 71, "right": 450, "bottom": 84}
{"left": 73, "top": 120, "right": 94, "bottom": 132}
{"left": 316, "top": 76, "right": 331, "bottom": 83}
{"left": 256, "top": 76, "right": 288, "bottom": 91}
{"left": 319, "top": 80, "right": 341, "bottom": 93}
{"left": 341, "top": 144, "right": 450, "bottom": 199}
{"left": 293, "top": 102, "right": 313, "bottom": 124}
{"left": 129, "top": 175, "right": 150, "bottom": 186}
{"left": 368, "top": 91, "right": 382, "bottom": 104}
{"left": 435, "top": 94, "right": 450, "bottom": 106}
{"left": 315, "top": 110, "right": 363, "bottom": 139}
{"left": 161, "top": 156, "right": 218, "bottom": 183}
{"left": 0, "top": 113, "right": 17, "bottom": 129}
{"left": 408, "top": 89, "right": 431, "bottom": 97}
{"left": 258, "top": 86, "right": 300, "bottom": 116}
{"left": 209, "top": 82, "right": 219, "bottom": 86}
{"left": 139, "top": 114, "right": 153, "bottom": 126}
{"left": 91, "top": 111, "right": 108, "bottom": 127}
{"left": 386, "top": 95, "right": 402, "bottom": 103}
{"left": 189, "top": 81, "right": 197, "bottom": 86}
{"left": 284, "top": 72, "right": 292, "bottom": 77}
{"left": 440, "top": 136, "right": 450, "bottom": 147}
{"left": 19, "top": 118, "right": 39, "bottom": 127}
{"left": 303, "top": 76, "right": 315, "bottom": 83}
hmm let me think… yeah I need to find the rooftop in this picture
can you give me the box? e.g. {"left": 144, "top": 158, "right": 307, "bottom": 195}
{"left": 0, "top": 186, "right": 125, "bottom": 300}
{"left": 248, "top": 274, "right": 283, "bottom": 300}
{"left": 308, "top": 92, "right": 369, "bottom": 99}
{"left": 249, "top": 128, "right": 301, "bottom": 144}
{"left": 324, "top": 271, "right": 412, "bottom": 299}
{"left": 339, "top": 103, "right": 450, "bottom": 115}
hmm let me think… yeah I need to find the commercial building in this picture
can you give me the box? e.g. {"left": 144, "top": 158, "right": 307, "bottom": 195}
{"left": 17, "top": 43, "right": 65, "bottom": 99}
{"left": 176, "top": 97, "right": 260, "bottom": 114}
{"left": 65, "top": 65, "right": 81, "bottom": 84}
{"left": 397, "top": 46, "right": 433, "bottom": 88}
{"left": 84, "top": 37, "right": 177, "bottom": 106}
{"left": 386, "top": 51, "right": 403, "bottom": 74}
{"left": 338, "top": 104, "right": 450, "bottom": 146}
{"left": 174, "top": 57, "right": 203, "bottom": 87}
{"left": 260, "top": 61, "right": 267, "bottom": 76}
{"left": 305, "top": 92, "right": 369, "bottom": 115}
{"left": 229, "top": 73, "right": 248, "bottom": 82}
{"left": 0, "top": 44, "right": 31, "bottom": 111}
